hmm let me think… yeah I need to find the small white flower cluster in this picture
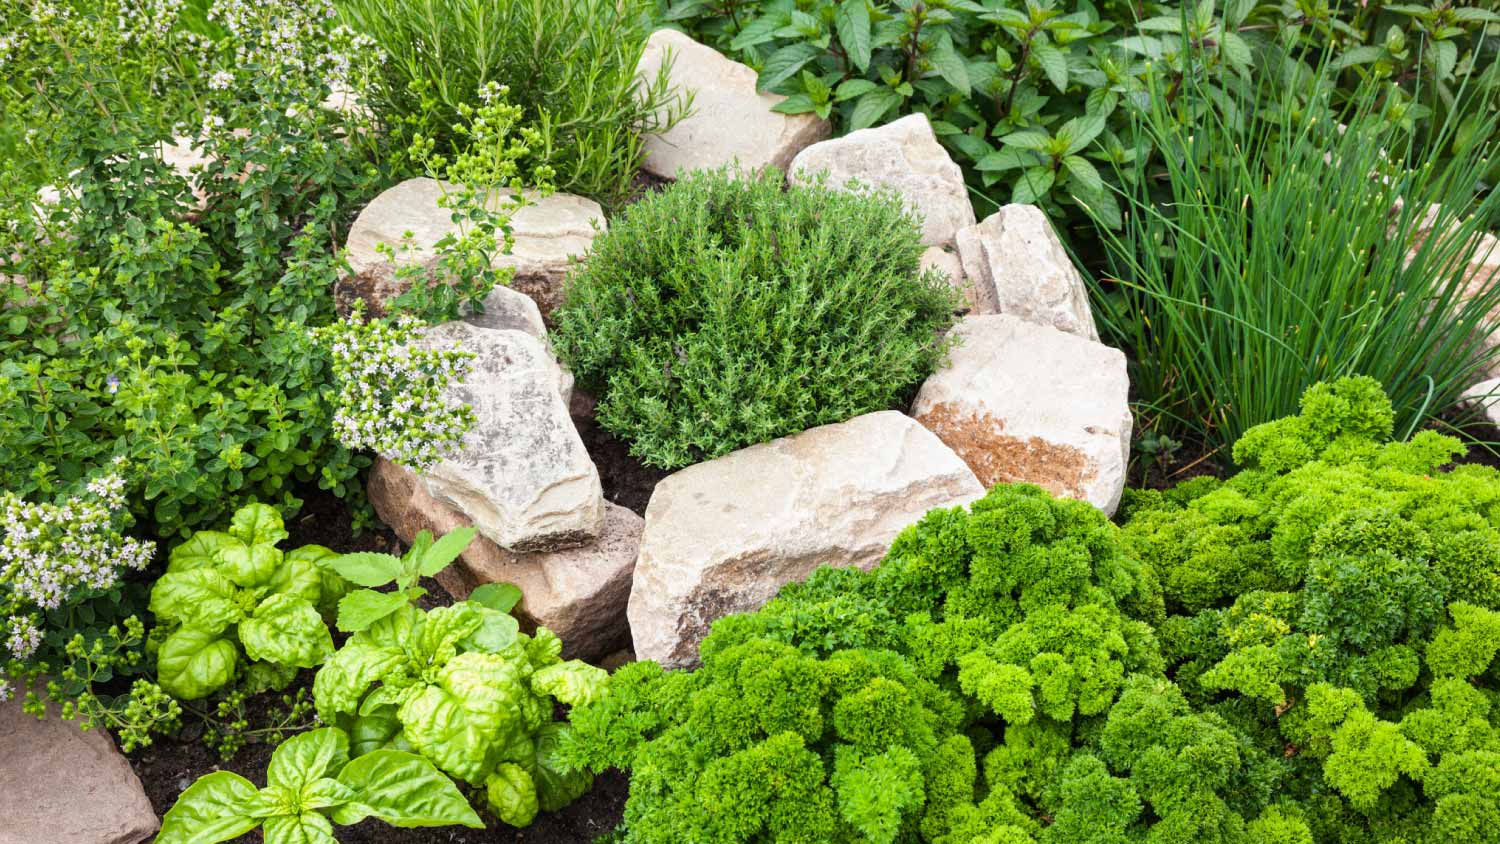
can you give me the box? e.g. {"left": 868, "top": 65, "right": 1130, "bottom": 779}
{"left": 4, "top": 616, "right": 41, "bottom": 661}
{"left": 207, "top": 0, "right": 374, "bottom": 95}
{"left": 0, "top": 462, "right": 156, "bottom": 639}
{"left": 316, "top": 314, "right": 476, "bottom": 472}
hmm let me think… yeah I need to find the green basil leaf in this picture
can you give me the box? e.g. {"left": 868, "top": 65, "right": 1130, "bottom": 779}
{"left": 262, "top": 812, "right": 336, "bottom": 844}
{"left": 324, "top": 552, "right": 403, "bottom": 588}
{"left": 167, "top": 530, "right": 235, "bottom": 573}
{"left": 241, "top": 594, "right": 334, "bottom": 668}
{"left": 156, "top": 771, "right": 261, "bottom": 844}
{"left": 418, "top": 604, "right": 484, "bottom": 664}
{"left": 149, "top": 569, "right": 241, "bottom": 631}
{"left": 229, "top": 503, "right": 289, "bottom": 546}
{"left": 527, "top": 723, "right": 593, "bottom": 813}
{"left": 220, "top": 543, "right": 284, "bottom": 588}
{"left": 485, "top": 763, "right": 540, "bottom": 828}
{"left": 469, "top": 582, "right": 523, "bottom": 614}
{"left": 333, "top": 749, "right": 484, "bottom": 828}
{"left": 420, "top": 527, "right": 476, "bottom": 577}
{"left": 530, "top": 660, "right": 608, "bottom": 707}
{"left": 271, "top": 547, "right": 328, "bottom": 603}
{"left": 398, "top": 652, "right": 524, "bottom": 784}
{"left": 268, "top": 727, "right": 350, "bottom": 791}
{"left": 313, "top": 643, "right": 404, "bottom": 723}
{"left": 461, "top": 605, "right": 521, "bottom": 653}
{"left": 299, "top": 778, "right": 356, "bottom": 812}
{"left": 351, "top": 705, "right": 404, "bottom": 757}
{"left": 157, "top": 626, "right": 240, "bottom": 700}
{"left": 337, "top": 589, "right": 413, "bottom": 633}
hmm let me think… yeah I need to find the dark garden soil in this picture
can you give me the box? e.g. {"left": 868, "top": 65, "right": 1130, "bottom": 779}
{"left": 574, "top": 409, "right": 669, "bottom": 517}
{"left": 127, "top": 484, "right": 630, "bottom": 843}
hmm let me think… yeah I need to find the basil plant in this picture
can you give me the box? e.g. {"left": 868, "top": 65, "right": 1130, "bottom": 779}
{"left": 313, "top": 586, "right": 608, "bottom": 827}
{"left": 157, "top": 726, "right": 482, "bottom": 843}
{"left": 148, "top": 504, "right": 351, "bottom": 700}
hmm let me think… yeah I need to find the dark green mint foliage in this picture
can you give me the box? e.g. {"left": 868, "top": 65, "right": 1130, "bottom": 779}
{"left": 568, "top": 378, "right": 1500, "bottom": 843}
{"left": 551, "top": 167, "right": 959, "bottom": 469}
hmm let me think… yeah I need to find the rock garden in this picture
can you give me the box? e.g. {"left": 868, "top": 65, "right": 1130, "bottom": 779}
{"left": 1, "top": 1, "right": 1498, "bottom": 843}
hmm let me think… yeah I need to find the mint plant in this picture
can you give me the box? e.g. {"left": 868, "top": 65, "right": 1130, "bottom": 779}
{"left": 313, "top": 596, "right": 605, "bottom": 826}
{"left": 147, "top": 504, "right": 346, "bottom": 700}
{"left": 156, "top": 726, "right": 483, "bottom": 844}
{"left": 322, "top": 526, "right": 484, "bottom": 633}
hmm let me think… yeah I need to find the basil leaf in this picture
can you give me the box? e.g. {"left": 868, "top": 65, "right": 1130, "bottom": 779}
{"left": 337, "top": 589, "right": 412, "bottom": 633}
{"left": 420, "top": 526, "right": 476, "bottom": 576}
{"left": 312, "top": 643, "right": 404, "bottom": 723}
{"left": 485, "top": 763, "right": 540, "bottom": 828}
{"left": 229, "top": 502, "right": 289, "bottom": 546}
{"left": 241, "top": 594, "right": 334, "bottom": 668}
{"left": 157, "top": 626, "right": 240, "bottom": 700}
{"left": 166, "top": 530, "right": 235, "bottom": 573}
{"left": 156, "top": 771, "right": 261, "bottom": 844}
{"left": 267, "top": 727, "right": 350, "bottom": 791}
{"left": 530, "top": 660, "right": 608, "bottom": 707}
{"left": 324, "top": 552, "right": 404, "bottom": 588}
{"left": 333, "top": 749, "right": 484, "bottom": 828}
{"left": 469, "top": 582, "right": 522, "bottom": 614}
{"left": 262, "top": 813, "right": 336, "bottom": 844}
{"left": 148, "top": 569, "right": 241, "bottom": 631}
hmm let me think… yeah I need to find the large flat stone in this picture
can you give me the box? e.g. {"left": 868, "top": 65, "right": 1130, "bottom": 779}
{"left": 369, "top": 458, "right": 637, "bottom": 660}
{"left": 339, "top": 177, "right": 605, "bottom": 318}
{"left": 955, "top": 205, "right": 1098, "bottom": 339}
{"left": 911, "top": 315, "right": 1131, "bottom": 515}
{"left": 0, "top": 698, "right": 159, "bottom": 844}
{"left": 627, "top": 411, "right": 984, "bottom": 669}
{"left": 635, "top": 29, "right": 830, "bottom": 178}
{"left": 788, "top": 114, "right": 975, "bottom": 246}
{"left": 418, "top": 322, "right": 602, "bottom": 552}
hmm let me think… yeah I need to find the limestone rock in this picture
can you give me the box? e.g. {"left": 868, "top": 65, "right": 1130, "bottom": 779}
{"left": 911, "top": 315, "right": 1130, "bottom": 514}
{"left": 1402, "top": 204, "right": 1500, "bottom": 376}
{"left": 418, "top": 322, "right": 602, "bottom": 552}
{"left": 955, "top": 205, "right": 1099, "bottom": 339}
{"left": 788, "top": 114, "right": 975, "bottom": 246}
{"left": 368, "top": 458, "right": 636, "bottom": 660}
{"left": 635, "top": 29, "right": 830, "bottom": 178}
{"left": 628, "top": 411, "right": 984, "bottom": 669}
{"left": 0, "top": 698, "right": 159, "bottom": 844}
{"left": 1461, "top": 377, "right": 1500, "bottom": 426}
{"left": 463, "top": 284, "right": 572, "bottom": 404}
{"left": 339, "top": 177, "right": 605, "bottom": 318}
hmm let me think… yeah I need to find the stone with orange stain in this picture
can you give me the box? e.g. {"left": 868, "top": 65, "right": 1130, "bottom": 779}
{"left": 911, "top": 314, "right": 1130, "bottom": 514}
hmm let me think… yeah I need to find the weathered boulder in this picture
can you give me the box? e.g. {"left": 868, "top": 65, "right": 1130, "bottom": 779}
{"left": 339, "top": 177, "right": 605, "bottom": 318}
{"left": 369, "top": 459, "right": 636, "bottom": 660}
{"left": 1462, "top": 377, "right": 1500, "bottom": 425}
{"left": 911, "top": 315, "right": 1130, "bottom": 515}
{"left": 418, "top": 322, "right": 602, "bottom": 552}
{"left": 955, "top": 205, "right": 1098, "bottom": 339}
{"left": 1402, "top": 204, "right": 1500, "bottom": 376}
{"left": 0, "top": 698, "right": 159, "bottom": 844}
{"left": 788, "top": 114, "right": 975, "bottom": 246}
{"left": 635, "top": 29, "right": 830, "bottom": 178}
{"left": 462, "top": 284, "right": 573, "bottom": 404}
{"left": 628, "top": 411, "right": 985, "bottom": 669}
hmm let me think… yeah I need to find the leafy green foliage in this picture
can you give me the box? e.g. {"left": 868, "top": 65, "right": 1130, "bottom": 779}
{"left": 552, "top": 167, "right": 960, "bottom": 469}
{"left": 323, "top": 526, "right": 487, "bottom": 633}
{"left": 147, "top": 505, "right": 346, "bottom": 700}
{"left": 570, "top": 378, "right": 1500, "bottom": 843}
{"left": 156, "top": 726, "right": 483, "bottom": 844}
{"left": 311, "top": 595, "right": 604, "bottom": 825}
{"left": 1091, "top": 56, "right": 1500, "bottom": 454}
{"left": 660, "top": 0, "right": 1499, "bottom": 231}
{"left": 337, "top": 0, "right": 684, "bottom": 209}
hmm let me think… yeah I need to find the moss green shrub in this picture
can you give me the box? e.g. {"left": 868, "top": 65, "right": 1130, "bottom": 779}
{"left": 567, "top": 377, "right": 1500, "bottom": 843}
{"left": 552, "top": 167, "right": 960, "bottom": 469}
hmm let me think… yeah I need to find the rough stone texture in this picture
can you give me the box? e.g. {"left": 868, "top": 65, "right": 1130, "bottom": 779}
{"left": 0, "top": 698, "right": 159, "bottom": 844}
{"left": 955, "top": 205, "right": 1099, "bottom": 339}
{"left": 368, "top": 458, "right": 636, "bottom": 660}
{"left": 922, "top": 245, "right": 982, "bottom": 313}
{"left": 912, "top": 315, "right": 1130, "bottom": 515}
{"left": 1461, "top": 377, "right": 1500, "bottom": 426}
{"left": 628, "top": 411, "right": 985, "bottom": 669}
{"left": 418, "top": 321, "right": 602, "bottom": 552}
{"left": 463, "top": 284, "right": 572, "bottom": 404}
{"left": 635, "top": 29, "right": 830, "bottom": 178}
{"left": 339, "top": 177, "right": 605, "bottom": 318}
{"left": 788, "top": 114, "right": 975, "bottom": 246}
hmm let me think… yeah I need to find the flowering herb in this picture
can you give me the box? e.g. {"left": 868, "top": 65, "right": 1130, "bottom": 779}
{"left": 314, "top": 309, "right": 475, "bottom": 473}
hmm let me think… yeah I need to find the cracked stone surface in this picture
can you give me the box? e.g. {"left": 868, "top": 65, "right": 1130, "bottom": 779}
{"left": 339, "top": 177, "right": 605, "bottom": 318}
{"left": 789, "top": 113, "right": 976, "bottom": 247}
{"left": 369, "top": 458, "right": 636, "bottom": 660}
{"left": 416, "top": 321, "right": 602, "bottom": 552}
{"left": 627, "top": 411, "right": 984, "bottom": 669}
{"left": 955, "top": 205, "right": 1099, "bottom": 339}
{"left": 1, "top": 698, "right": 159, "bottom": 844}
{"left": 911, "top": 314, "right": 1130, "bottom": 515}
{"left": 635, "top": 29, "right": 830, "bottom": 178}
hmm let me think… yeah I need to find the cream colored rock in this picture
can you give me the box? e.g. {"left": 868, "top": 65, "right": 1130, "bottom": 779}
{"left": 340, "top": 177, "right": 605, "bottom": 318}
{"left": 1401, "top": 203, "right": 1500, "bottom": 376}
{"left": 635, "top": 29, "right": 830, "bottom": 178}
{"left": 1462, "top": 377, "right": 1500, "bottom": 425}
{"left": 628, "top": 411, "right": 984, "bottom": 668}
{"left": 369, "top": 459, "right": 637, "bottom": 660}
{"left": 0, "top": 698, "right": 159, "bottom": 844}
{"left": 912, "top": 315, "right": 1130, "bottom": 515}
{"left": 462, "top": 284, "right": 572, "bottom": 403}
{"left": 955, "top": 205, "right": 1099, "bottom": 339}
{"left": 789, "top": 114, "right": 975, "bottom": 246}
{"left": 417, "top": 322, "right": 602, "bottom": 552}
